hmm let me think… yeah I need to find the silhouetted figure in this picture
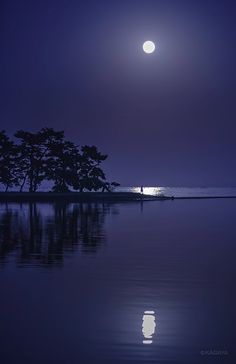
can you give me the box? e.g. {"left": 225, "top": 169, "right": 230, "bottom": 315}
{"left": 140, "top": 186, "right": 144, "bottom": 194}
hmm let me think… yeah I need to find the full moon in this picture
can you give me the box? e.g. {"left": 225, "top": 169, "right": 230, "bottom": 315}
{"left": 143, "top": 40, "right": 155, "bottom": 54}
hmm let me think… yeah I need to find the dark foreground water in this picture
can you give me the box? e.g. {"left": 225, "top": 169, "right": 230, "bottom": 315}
{"left": 0, "top": 200, "right": 235, "bottom": 364}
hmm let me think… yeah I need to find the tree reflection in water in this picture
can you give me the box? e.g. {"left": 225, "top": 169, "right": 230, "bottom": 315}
{"left": 0, "top": 203, "right": 118, "bottom": 267}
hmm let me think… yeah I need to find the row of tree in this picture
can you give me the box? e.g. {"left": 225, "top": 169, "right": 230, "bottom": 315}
{"left": 0, "top": 128, "right": 119, "bottom": 192}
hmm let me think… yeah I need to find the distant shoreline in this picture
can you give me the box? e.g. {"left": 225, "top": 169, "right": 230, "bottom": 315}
{"left": 0, "top": 192, "right": 235, "bottom": 202}
{"left": 0, "top": 192, "right": 161, "bottom": 202}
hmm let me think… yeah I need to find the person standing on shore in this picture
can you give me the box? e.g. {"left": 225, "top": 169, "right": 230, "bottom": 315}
{"left": 140, "top": 186, "right": 144, "bottom": 194}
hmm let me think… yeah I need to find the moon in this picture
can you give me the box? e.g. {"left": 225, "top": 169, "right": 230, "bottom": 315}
{"left": 143, "top": 40, "right": 155, "bottom": 54}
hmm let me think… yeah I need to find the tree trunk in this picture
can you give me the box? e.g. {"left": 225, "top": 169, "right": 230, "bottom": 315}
{"left": 33, "top": 182, "right": 37, "bottom": 192}
{"left": 29, "top": 179, "right": 33, "bottom": 192}
{"left": 20, "top": 174, "right": 27, "bottom": 192}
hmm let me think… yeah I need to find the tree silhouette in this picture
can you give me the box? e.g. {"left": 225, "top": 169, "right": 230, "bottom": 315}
{"left": 15, "top": 128, "right": 64, "bottom": 192}
{"left": 0, "top": 131, "right": 18, "bottom": 191}
{"left": 73, "top": 145, "right": 108, "bottom": 192}
{"left": 0, "top": 128, "right": 118, "bottom": 192}
{"left": 46, "top": 138, "right": 79, "bottom": 192}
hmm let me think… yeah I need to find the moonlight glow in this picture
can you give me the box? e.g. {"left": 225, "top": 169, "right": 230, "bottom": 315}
{"left": 143, "top": 40, "right": 155, "bottom": 54}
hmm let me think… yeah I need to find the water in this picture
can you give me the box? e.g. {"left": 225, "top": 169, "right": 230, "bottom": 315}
{"left": 3, "top": 185, "right": 236, "bottom": 198}
{"left": 117, "top": 186, "right": 236, "bottom": 197}
{"left": 0, "top": 199, "right": 235, "bottom": 363}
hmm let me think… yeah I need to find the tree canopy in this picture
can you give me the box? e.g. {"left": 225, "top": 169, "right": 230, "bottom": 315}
{"left": 0, "top": 128, "right": 119, "bottom": 192}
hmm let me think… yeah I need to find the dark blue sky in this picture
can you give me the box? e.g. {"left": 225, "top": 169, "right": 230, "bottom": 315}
{"left": 1, "top": 0, "right": 236, "bottom": 186}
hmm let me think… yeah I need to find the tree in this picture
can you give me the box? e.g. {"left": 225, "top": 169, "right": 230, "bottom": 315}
{"left": 15, "top": 128, "right": 64, "bottom": 192}
{"left": 0, "top": 128, "right": 119, "bottom": 193}
{"left": 73, "top": 145, "right": 108, "bottom": 192}
{"left": 0, "top": 131, "right": 18, "bottom": 191}
{"left": 101, "top": 181, "right": 120, "bottom": 192}
{"left": 46, "top": 138, "right": 79, "bottom": 192}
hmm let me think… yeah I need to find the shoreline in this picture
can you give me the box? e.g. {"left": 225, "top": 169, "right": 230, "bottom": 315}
{"left": 0, "top": 192, "right": 161, "bottom": 202}
{"left": 0, "top": 192, "right": 235, "bottom": 202}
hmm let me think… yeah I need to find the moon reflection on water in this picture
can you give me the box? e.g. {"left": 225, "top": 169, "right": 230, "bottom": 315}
{"left": 142, "top": 310, "right": 156, "bottom": 344}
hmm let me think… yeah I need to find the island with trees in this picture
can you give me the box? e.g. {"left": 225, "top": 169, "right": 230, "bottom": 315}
{"left": 0, "top": 127, "right": 156, "bottom": 202}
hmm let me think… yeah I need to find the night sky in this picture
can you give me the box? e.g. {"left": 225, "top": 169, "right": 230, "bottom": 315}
{"left": 1, "top": 0, "right": 236, "bottom": 186}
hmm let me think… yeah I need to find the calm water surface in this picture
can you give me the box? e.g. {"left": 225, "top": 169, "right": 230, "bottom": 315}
{"left": 5, "top": 185, "right": 236, "bottom": 198}
{"left": 0, "top": 200, "right": 235, "bottom": 363}
{"left": 117, "top": 186, "right": 236, "bottom": 197}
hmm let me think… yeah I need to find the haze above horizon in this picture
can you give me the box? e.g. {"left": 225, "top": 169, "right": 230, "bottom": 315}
{"left": 1, "top": 0, "right": 236, "bottom": 186}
